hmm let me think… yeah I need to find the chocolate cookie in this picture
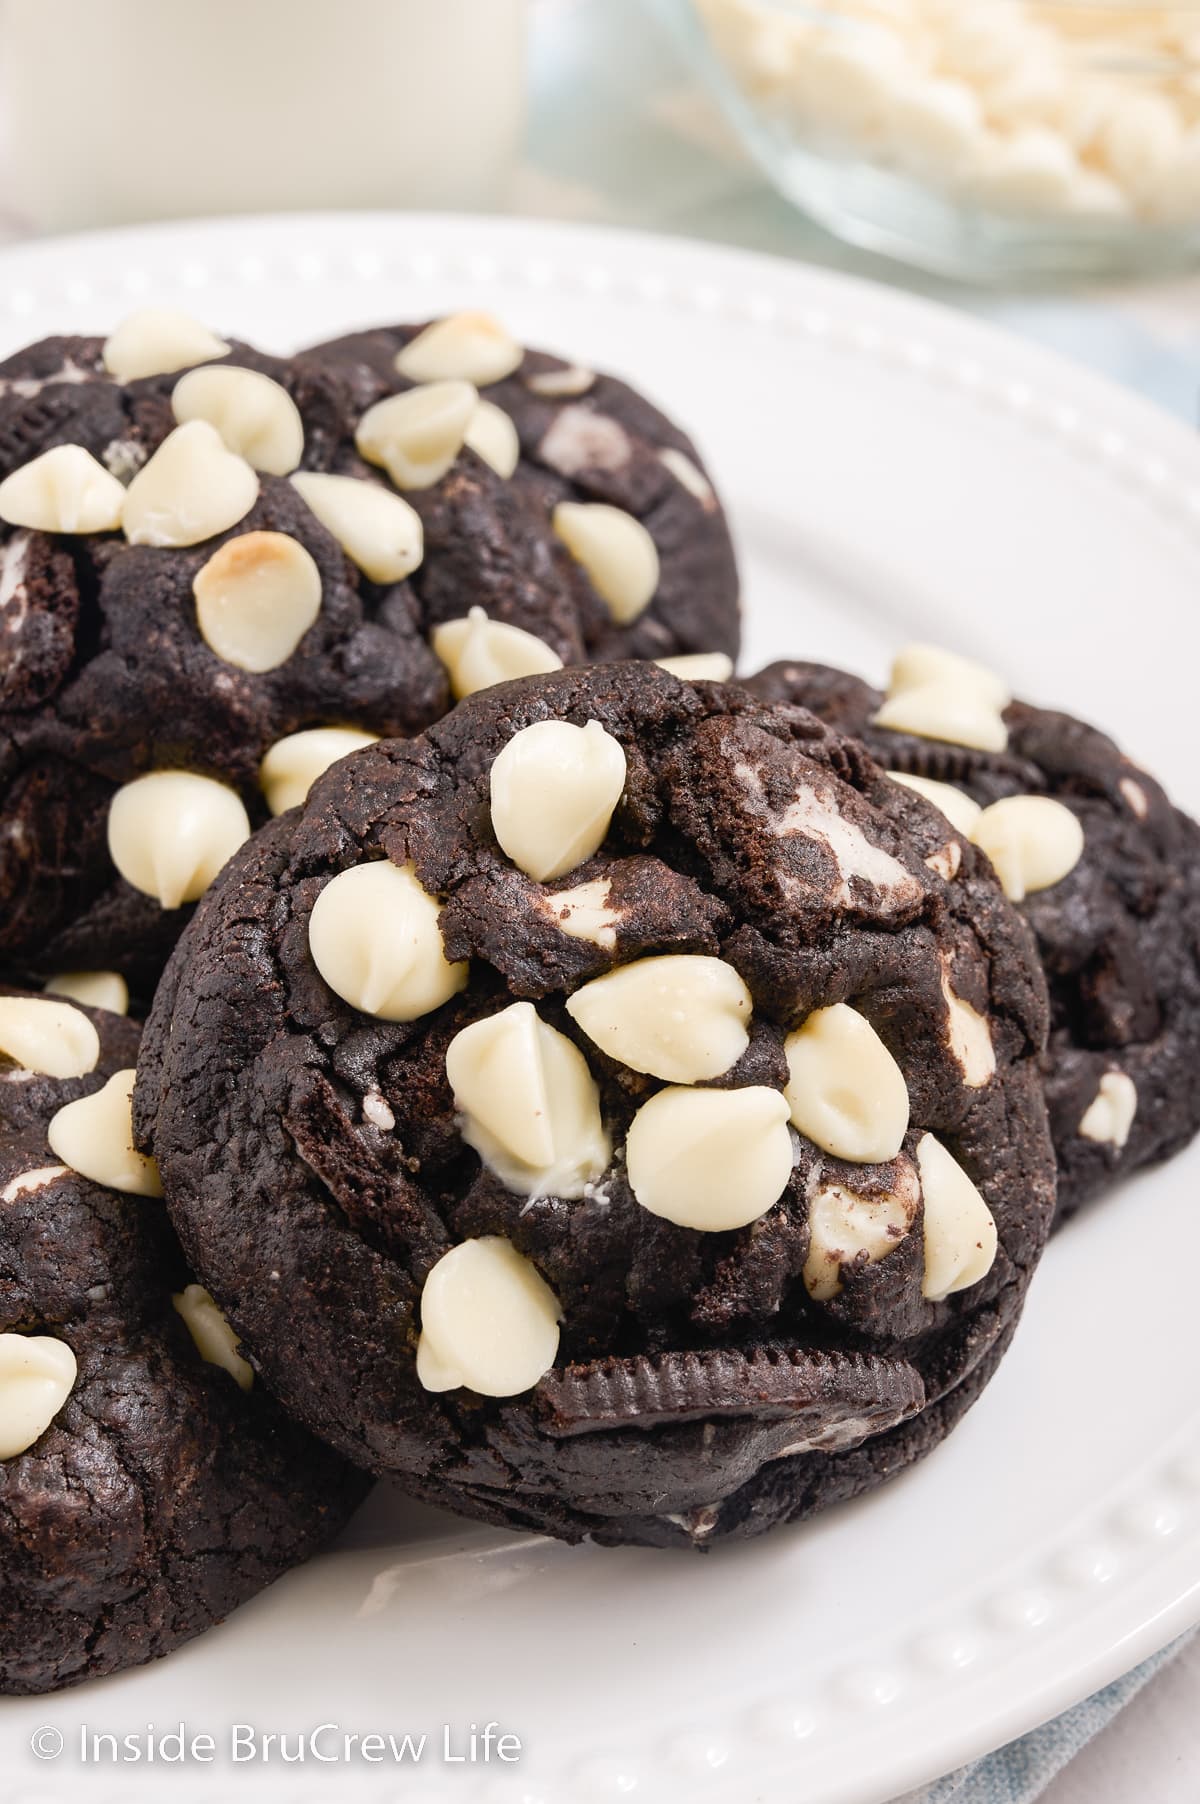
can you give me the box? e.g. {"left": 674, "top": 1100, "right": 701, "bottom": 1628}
{"left": 747, "top": 649, "right": 1200, "bottom": 1219}
{"left": 0, "top": 309, "right": 739, "bottom": 998}
{"left": 0, "top": 314, "right": 449, "bottom": 997}
{"left": 0, "top": 986, "right": 368, "bottom": 1694}
{"left": 298, "top": 311, "right": 740, "bottom": 666}
{"left": 137, "top": 662, "right": 1054, "bottom": 1547}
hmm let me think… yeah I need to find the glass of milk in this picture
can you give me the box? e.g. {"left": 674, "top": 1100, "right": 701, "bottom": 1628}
{"left": 0, "top": 0, "right": 527, "bottom": 230}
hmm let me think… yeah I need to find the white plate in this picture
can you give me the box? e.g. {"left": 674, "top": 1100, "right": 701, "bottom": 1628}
{"left": 2, "top": 214, "right": 1199, "bottom": 1804}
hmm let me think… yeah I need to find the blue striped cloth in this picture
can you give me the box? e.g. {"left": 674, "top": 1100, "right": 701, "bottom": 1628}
{"left": 898, "top": 1634, "right": 1195, "bottom": 1803}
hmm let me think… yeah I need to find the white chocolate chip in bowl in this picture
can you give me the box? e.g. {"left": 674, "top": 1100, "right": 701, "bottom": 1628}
{"left": 465, "top": 399, "right": 520, "bottom": 479}
{"left": 0, "top": 1334, "right": 78, "bottom": 1460}
{"left": 0, "top": 996, "right": 100, "bottom": 1079}
{"left": 783, "top": 1004, "right": 909, "bottom": 1164}
{"left": 172, "top": 365, "right": 304, "bottom": 475}
{"left": 625, "top": 1084, "right": 793, "bottom": 1232}
{"left": 489, "top": 718, "right": 627, "bottom": 882}
{"left": 173, "top": 1284, "right": 253, "bottom": 1391}
{"left": 566, "top": 955, "right": 752, "bottom": 1084}
{"left": 193, "top": 531, "right": 322, "bottom": 673}
{"left": 122, "top": 421, "right": 259, "bottom": 548}
{"left": 431, "top": 607, "right": 562, "bottom": 701}
{"left": 446, "top": 1001, "right": 610, "bottom": 1200}
{"left": 102, "top": 307, "right": 229, "bottom": 384}
{"left": 416, "top": 1236, "right": 561, "bottom": 1398}
{"left": 44, "top": 970, "right": 129, "bottom": 1017}
{"left": 803, "top": 1169, "right": 919, "bottom": 1303}
{"left": 654, "top": 653, "right": 734, "bottom": 682}
{"left": 0, "top": 444, "right": 126, "bottom": 535}
{"left": 47, "top": 1068, "right": 163, "bottom": 1197}
{"left": 970, "top": 795, "right": 1084, "bottom": 903}
{"left": 259, "top": 727, "right": 379, "bottom": 816}
{"left": 552, "top": 501, "right": 660, "bottom": 625}
{"left": 290, "top": 472, "right": 423, "bottom": 583}
{"left": 395, "top": 312, "right": 523, "bottom": 387}
{"left": 1079, "top": 1071, "right": 1138, "bottom": 1149}
{"left": 308, "top": 861, "right": 467, "bottom": 1023}
{"left": 107, "top": 771, "right": 251, "bottom": 909}
{"left": 916, "top": 1132, "right": 997, "bottom": 1303}
{"left": 887, "top": 771, "right": 982, "bottom": 839}
{"left": 355, "top": 381, "right": 477, "bottom": 490}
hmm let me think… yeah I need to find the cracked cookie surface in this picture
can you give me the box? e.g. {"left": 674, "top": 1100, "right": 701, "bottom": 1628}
{"left": 748, "top": 658, "right": 1200, "bottom": 1220}
{"left": 137, "top": 663, "right": 1054, "bottom": 1547}
{"left": 0, "top": 987, "right": 367, "bottom": 1695}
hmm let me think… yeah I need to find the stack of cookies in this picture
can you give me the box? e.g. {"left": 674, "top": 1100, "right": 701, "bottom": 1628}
{"left": 1, "top": 304, "right": 1195, "bottom": 1694}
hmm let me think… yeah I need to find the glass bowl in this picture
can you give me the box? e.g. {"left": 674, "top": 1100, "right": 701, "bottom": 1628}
{"left": 662, "top": 0, "right": 1200, "bottom": 279}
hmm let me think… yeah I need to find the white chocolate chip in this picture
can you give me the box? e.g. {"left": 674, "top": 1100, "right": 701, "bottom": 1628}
{"left": 363, "top": 1090, "right": 395, "bottom": 1132}
{"left": 541, "top": 407, "right": 633, "bottom": 479}
{"left": 970, "top": 795, "right": 1084, "bottom": 902}
{"left": 395, "top": 312, "right": 523, "bottom": 387}
{"left": 173, "top": 1284, "right": 253, "bottom": 1391}
{"left": 47, "top": 1069, "right": 163, "bottom": 1197}
{"left": 1079, "top": 1071, "right": 1137, "bottom": 1149}
{"left": 925, "top": 841, "right": 962, "bottom": 882}
{"left": 552, "top": 501, "right": 660, "bottom": 625}
{"left": 541, "top": 877, "right": 622, "bottom": 950}
{"left": 874, "top": 643, "right": 1010, "bottom": 752}
{"left": 525, "top": 364, "right": 595, "bottom": 398}
{"left": 356, "top": 381, "right": 477, "bottom": 490}
{"left": 625, "top": 1084, "right": 793, "bottom": 1232}
{"left": 172, "top": 365, "right": 304, "bottom": 476}
{"left": 43, "top": 971, "right": 129, "bottom": 1016}
{"left": 654, "top": 653, "right": 734, "bottom": 682}
{"left": 566, "top": 955, "right": 752, "bottom": 1084}
{"left": 766, "top": 775, "right": 923, "bottom": 908}
{"left": 122, "top": 421, "right": 258, "bottom": 548}
{"left": 431, "top": 607, "right": 562, "bottom": 700}
{"left": 783, "top": 1004, "right": 909, "bottom": 1163}
{"left": 259, "top": 726, "right": 379, "bottom": 816}
{"left": 0, "top": 1334, "right": 77, "bottom": 1460}
{"left": 0, "top": 445, "right": 126, "bottom": 535}
{"left": 102, "top": 308, "right": 229, "bottom": 384}
{"left": 658, "top": 446, "right": 716, "bottom": 506}
{"left": 445, "top": 1001, "right": 610, "bottom": 1200}
{"left": 308, "top": 861, "right": 467, "bottom": 1023}
{"left": 887, "top": 771, "right": 982, "bottom": 837}
{"left": 917, "top": 1132, "right": 997, "bottom": 1302}
{"left": 415, "top": 1236, "right": 560, "bottom": 1397}
{"left": 941, "top": 969, "right": 995, "bottom": 1088}
{"left": 887, "top": 644, "right": 1010, "bottom": 711}
{"left": 1100, "top": 91, "right": 1183, "bottom": 201}
{"left": 874, "top": 687, "right": 1008, "bottom": 752}
{"left": 1, "top": 1166, "right": 68, "bottom": 1204}
{"left": 465, "top": 399, "right": 520, "bottom": 479}
{"left": 1119, "top": 776, "right": 1149, "bottom": 820}
{"left": 107, "top": 770, "right": 250, "bottom": 909}
{"left": 490, "top": 718, "right": 627, "bottom": 882}
{"left": 803, "top": 1168, "right": 919, "bottom": 1302}
{"left": 0, "top": 997, "right": 100, "bottom": 1079}
{"left": 290, "top": 471, "right": 423, "bottom": 583}
{"left": 193, "top": 531, "right": 322, "bottom": 673}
